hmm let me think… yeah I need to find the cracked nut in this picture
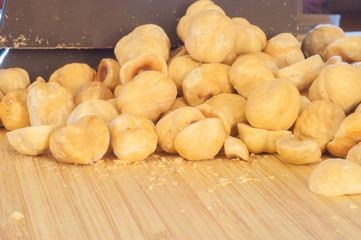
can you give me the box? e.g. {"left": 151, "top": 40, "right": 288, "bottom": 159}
{"left": 74, "top": 81, "right": 113, "bottom": 106}
{"left": 49, "top": 115, "right": 109, "bottom": 164}
{"left": 196, "top": 103, "right": 232, "bottom": 135}
{"left": 96, "top": 58, "right": 121, "bottom": 91}
{"left": 224, "top": 136, "right": 249, "bottom": 161}
{"left": 0, "top": 68, "right": 30, "bottom": 95}
{"left": 323, "top": 36, "right": 361, "bottom": 62}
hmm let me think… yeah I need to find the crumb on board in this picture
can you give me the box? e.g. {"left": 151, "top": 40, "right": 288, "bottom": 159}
{"left": 349, "top": 203, "right": 358, "bottom": 209}
{"left": 11, "top": 212, "right": 24, "bottom": 221}
{"left": 219, "top": 178, "right": 232, "bottom": 186}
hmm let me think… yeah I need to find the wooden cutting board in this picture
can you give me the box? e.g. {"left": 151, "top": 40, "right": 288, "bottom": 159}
{"left": 1, "top": 128, "right": 361, "bottom": 239}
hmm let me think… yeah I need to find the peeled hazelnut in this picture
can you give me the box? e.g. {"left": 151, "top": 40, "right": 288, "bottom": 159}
{"left": 293, "top": 100, "right": 345, "bottom": 151}
{"left": 96, "top": 58, "right": 121, "bottom": 91}
{"left": 264, "top": 33, "right": 305, "bottom": 68}
{"left": 229, "top": 53, "right": 275, "bottom": 98}
{"left": 299, "top": 95, "right": 311, "bottom": 115}
{"left": 325, "top": 56, "right": 343, "bottom": 66}
{"left": 274, "top": 54, "right": 324, "bottom": 91}
{"left": 346, "top": 142, "right": 361, "bottom": 165}
{"left": 49, "top": 115, "right": 109, "bottom": 164}
{"left": 120, "top": 52, "right": 167, "bottom": 84}
{"left": 0, "top": 68, "right": 30, "bottom": 95}
{"left": 117, "top": 71, "right": 177, "bottom": 122}
{"left": 323, "top": 36, "right": 361, "bottom": 62}
{"left": 232, "top": 17, "right": 266, "bottom": 55}
{"left": 113, "top": 84, "right": 122, "bottom": 98}
{"left": 27, "top": 76, "right": 46, "bottom": 91}
{"left": 67, "top": 99, "right": 119, "bottom": 126}
{"left": 308, "top": 63, "right": 361, "bottom": 113}
{"left": 246, "top": 79, "right": 300, "bottom": 131}
{"left": 237, "top": 123, "right": 292, "bottom": 154}
{"left": 174, "top": 118, "right": 226, "bottom": 161}
{"left": 168, "top": 45, "right": 188, "bottom": 62}
{"left": 0, "top": 89, "right": 30, "bottom": 131}
{"left": 301, "top": 24, "right": 345, "bottom": 59}
{"left": 114, "top": 24, "right": 171, "bottom": 65}
{"left": 309, "top": 158, "right": 361, "bottom": 196}
{"left": 222, "top": 50, "right": 237, "bottom": 66}
{"left": 7, "top": 124, "right": 59, "bottom": 156}
{"left": 185, "top": 10, "right": 236, "bottom": 63}
{"left": 156, "top": 106, "right": 205, "bottom": 154}
{"left": 168, "top": 55, "right": 202, "bottom": 95}
{"left": 49, "top": 63, "right": 96, "bottom": 96}
{"left": 276, "top": 134, "right": 321, "bottom": 165}
{"left": 109, "top": 113, "right": 157, "bottom": 162}
{"left": 224, "top": 136, "right": 249, "bottom": 161}
{"left": 159, "top": 97, "right": 189, "bottom": 118}
{"left": 74, "top": 81, "right": 113, "bottom": 105}
{"left": 27, "top": 82, "right": 75, "bottom": 127}
{"left": 182, "top": 63, "right": 233, "bottom": 107}
{"left": 196, "top": 103, "right": 232, "bottom": 135}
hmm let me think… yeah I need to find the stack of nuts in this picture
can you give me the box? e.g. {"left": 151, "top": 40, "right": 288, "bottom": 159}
{"left": 1, "top": 0, "right": 361, "bottom": 197}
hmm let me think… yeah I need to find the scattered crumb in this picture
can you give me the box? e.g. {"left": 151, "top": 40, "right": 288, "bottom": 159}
{"left": 336, "top": 229, "right": 341, "bottom": 233}
{"left": 11, "top": 212, "right": 24, "bottom": 221}
{"left": 332, "top": 216, "right": 339, "bottom": 220}
{"left": 174, "top": 157, "right": 184, "bottom": 163}
{"left": 180, "top": 209, "right": 185, "bottom": 213}
{"left": 219, "top": 178, "right": 232, "bottom": 186}
{"left": 148, "top": 185, "right": 154, "bottom": 190}
{"left": 268, "top": 176, "right": 275, "bottom": 180}
{"left": 349, "top": 203, "right": 358, "bottom": 209}
{"left": 207, "top": 206, "right": 212, "bottom": 210}
{"left": 250, "top": 153, "right": 256, "bottom": 157}
{"left": 237, "top": 175, "right": 250, "bottom": 183}
{"left": 208, "top": 188, "right": 215, "bottom": 193}
{"left": 63, "top": 184, "right": 68, "bottom": 188}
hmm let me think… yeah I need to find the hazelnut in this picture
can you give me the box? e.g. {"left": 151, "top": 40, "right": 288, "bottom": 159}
{"left": 323, "top": 36, "right": 361, "bottom": 63}
{"left": 96, "top": 58, "right": 121, "bottom": 91}
{"left": 0, "top": 68, "right": 30, "bottom": 95}
{"left": 27, "top": 76, "right": 46, "bottom": 91}
{"left": 196, "top": 103, "right": 232, "bottom": 135}
{"left": 74, "top": 81, "right": 113, "bottom": 106}
{"left": 325, "top": 56, "right": 343, "bottom": 66}
{"left": 224, "top": 136, "right": 249, "bottom": 161}
{"left": 346, "top": 142, "right": 361, "bottom": 165}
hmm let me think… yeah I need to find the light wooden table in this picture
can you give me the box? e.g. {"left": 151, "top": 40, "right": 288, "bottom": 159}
{"left": 1, "top": 129, "right": 361, "bottom": 240}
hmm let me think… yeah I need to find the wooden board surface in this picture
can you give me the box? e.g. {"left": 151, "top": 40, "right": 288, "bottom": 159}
{"left": 1, "top": 128, "right": 361, "bottom": 240}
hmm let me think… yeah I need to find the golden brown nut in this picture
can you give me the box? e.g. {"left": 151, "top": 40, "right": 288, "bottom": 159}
{"left": 174, "top": 118, "right": 226, "bottom": 161}
{"left": 0, "top": 89, "right": 30, "bottom": 131}
{"left": 346, "top": 142, "right": 361, "bottom": 165}
{"left": 74, "top": 81, "right": 113, "bottom": 106}
{"left": 274, "top": 54, "right": 324, "bottom": 91}
{"left": 120, "top": 52, "right": 167, "bottom": 85}
{"left": 96, "top": 58, "right": 121, "bottom": 91}
{"left": 237, "top": 123, "right": 292, "bottom": 154}
{"left": 114, "top": 24, "right": 171, "bottom": 65}
{"left": 27, "top": 82, "right": 75, "bottom": 127}
{"left": 156, "top": 107, "right": 205, "bottom": 154}
{"left": 293, "top": 100, "right": 345, "bottom": 151}
{"left": 117, "top": 71, "right": 177, "bottom": 122}
{"left": 182, "top": 63, "right": 233, "bottom": 106}
{"left": 6, "top": 124, "right": 59, "bottom": 156}
{"left": 224, "top": 136, "right": 249, "bottom": 161}
{"left": 325, "top": 56, "right": 343, "bottom": 66}
{"left": 0, "top": 68, "right": 30, "bottom": 95}
{"left": 168, "top": 55, "right": 202, "bottom": 95}
{"left": 308, "top": 63, "right": 361, "bottom": 112}
{"left": 301, "top": 24, "right": 345, "bottom": 59}
{"left": 264, "top": 33, "right": 305, "bottom": 68}
{"left": 67, "top": 99, "right": 119, "bottom": 126}
{"left": 185, "top": 10, "right": 236, "bottom": 63}
{"left": 109, "top": 113, "right": 157, "bottom": 162}
{"left": 49, "top": 63, "right": 96, "bottom": 96}
{"left": 196, "top": 103, "right": 232, "bottom": 135}
{"left": 327, "top": 111, "right": 361, "bottom": 158}
{"left": 246, "top": 79, "right": 300, "bottom": 131}
{"left": 232, "top": 17, "right": 266, "bottom": 55}
{"left": 309, "top": 158, "right": 361, "bottom": 196}
{"left": 276, "top": 134, "right": 321, "bottom": 165}
{"left": 49, "top": 115, "right": 110, "bottom": 164}
{"left": 323, "top": 36, "right": 361, "bottom": 62}
{"left": 229, "top": 53, "right": 276, "bottom": 98}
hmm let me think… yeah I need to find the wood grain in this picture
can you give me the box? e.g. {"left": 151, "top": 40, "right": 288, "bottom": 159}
{"left": 1, "top": 128, "right": 361, "bottom": 240}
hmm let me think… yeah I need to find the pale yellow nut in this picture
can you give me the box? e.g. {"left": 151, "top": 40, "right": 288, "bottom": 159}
{"left": 113, "top": 84, "right": 122, "bottom": 98}
{"left": 49, "top": 63, "right": 96, "bottom": 96}
{"left": 196, "top": 103, "right": 232, "bottom": 135}
{"left": 246, "top": 78, "right": 300, "bottom": 131}
{"left": 229, "top": 53, "right": 275, "bottom": 98}
{"left": 120, "top": 52, "right": 168, "bottom": 84}
{"left": 224, "top": 136, "right": 249, "bottom": 161}
{"left": 301, "top": 24, "right": 345, "bottom": 59}
{"left": 117, "top": 71, "right": 177, "bottom": 122}
{"left": 308, "top": 62, "right": 361, "bottom": 113}
{"left": 309, "top": 158, "right": 361, "bottom": 196}
{"left": 237, "top": 123, "right": 291, "bottom": 154}
{"left": 264, "top": 33, "right": 305, "bottom": 68}
{"left": 185, "top": 10, "right": 236, "bottom": 63}
{"left": 293, "top": 100, "right": 345, "bottom": 151}
{"left": 7, "top": 124, "right": 59, "bottom": 156}
{"left": 323, "top": 36, "right": 361, "bottom": 62}
{"left": 49, "top": 115, "right": 109, "bottom": 164}
{"left": 346, "top": 142, "right": 361, "bottom": 165}
{"left": 109, "top": 112, "right": 155, "bottom": 137}
{"left": 0, "top": 89, "right": 30, "bottom": 131}
{"left": 106, "top": 98, "right": 118, "bottom": 110}
{"left": 0, "top": 68, "right": 30, "bottom": 95}
{"left": 74, "top": 81, "right": 113, "bottom": 106}
{"left": 168, "top": 45, "right": 188, "bottom": 63}
{"left": 27, "top": 76, "right": 46, "bottom": 91}
{"left": 114, "top": 24, "right": 170, "bottom": 65}
{"left": 159, "top": 97, "right": 189, "bottom": 118}
{"left": 27, "top": 82, "right": 75, "bottom": 127}
{"left": 156, "top": 106, "right": 205, "bottom": 154}
{"left": 67, "top": 99, "right": 119, "bottom": 126}
{"left": 232, "top": 17, "right": 266, "bottom": 55}
{"left": 96, "top": 58, "right": 121, "bottom": 91}
{"left": 174, "top": 118, "right": 226, "bottom": 161}
{"left": 325, "top": 56, "right": 343, "bottom": 66}
{"left": 274, "top": 54, "right": 324, "bottom": 91}
{"left": 276, "top": 134, "right": 321, "bottom": 165}
{"left": 299, "top": 95, "right": 311, "bottom": 116}
{"left": 168, "top": 55, "right": 202, "bottom": 95}
{"left": 242, "top": 52, "right": 279, "bottom": 73}
{"left": 182, "top": 63, "right": 233, "bottom": 107}
{"left": 222, "top": 50, "right": 237, "bottom": 66}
